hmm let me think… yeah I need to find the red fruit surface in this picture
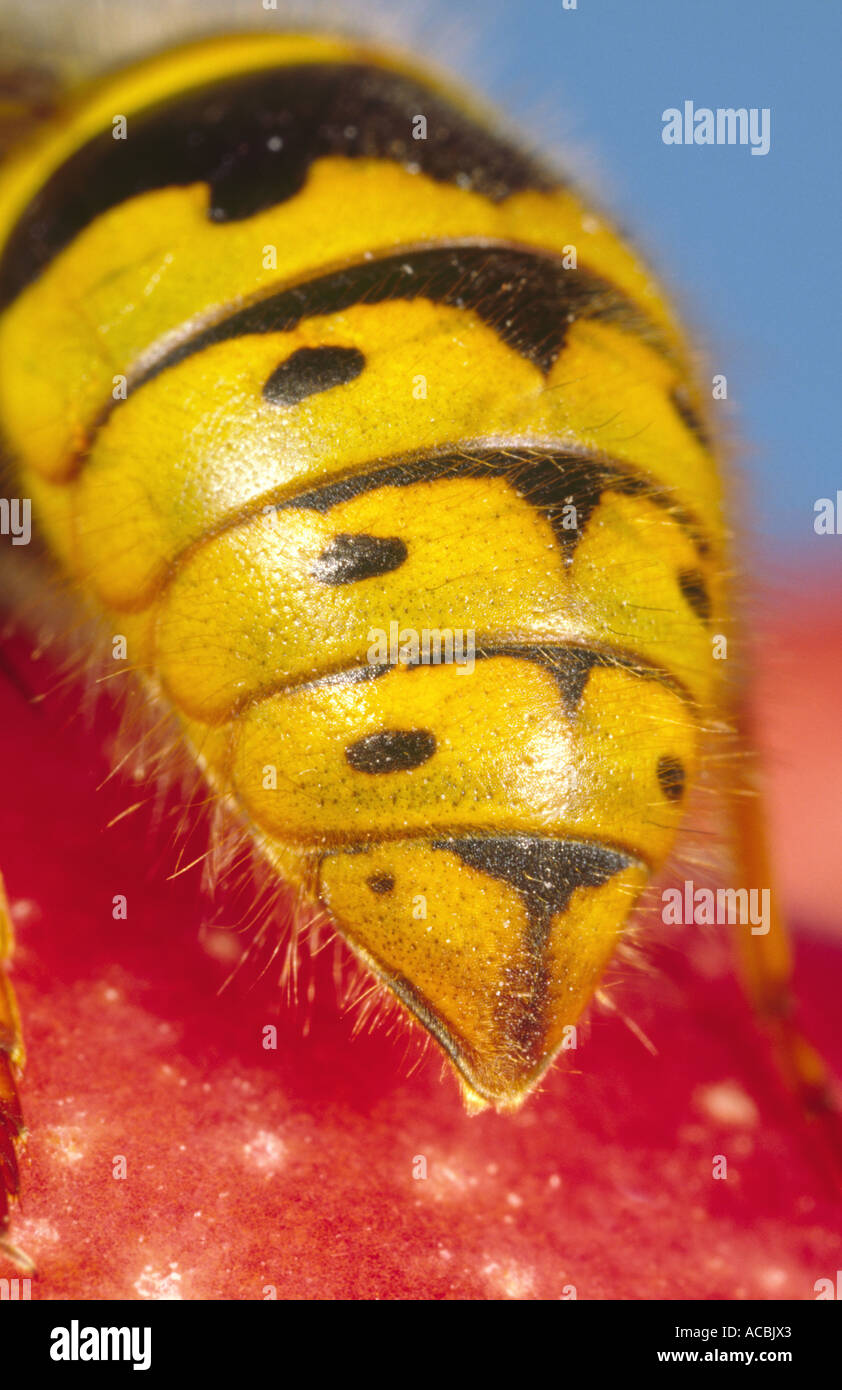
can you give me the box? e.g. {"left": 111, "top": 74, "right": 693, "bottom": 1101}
{"left": 0, "top": 576, "right": 840, "bottom": 1300}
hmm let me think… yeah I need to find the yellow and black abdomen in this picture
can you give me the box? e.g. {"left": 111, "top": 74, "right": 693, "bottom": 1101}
{"left": 0, "top": 33, "right": 726, "bottom": 1108}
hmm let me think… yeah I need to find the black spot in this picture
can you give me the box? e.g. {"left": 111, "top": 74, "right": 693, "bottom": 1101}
{"left": 0, "top": 61, "right": 561, "bottom": 309}
{"left": 657, "top": 755, "right": 685, "bottom": 801}
{"left": 367, "top": 872, "right": 395, "bottom": 894}
{"left": 263, "top": 345, "right": 365, "bottom": 406}
{"left": 346, "top": 728, "right": 436, "bottom": 774}
{"left": 677, "top": 568, "right": 712, "bottom": 623}
{"left": 312, "top": 533, "right": 407, "bottom": 585}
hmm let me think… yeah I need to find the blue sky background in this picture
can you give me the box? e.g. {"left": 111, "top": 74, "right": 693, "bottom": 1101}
{"left": 442, "top": 0, "right": 840, "bottom": 563}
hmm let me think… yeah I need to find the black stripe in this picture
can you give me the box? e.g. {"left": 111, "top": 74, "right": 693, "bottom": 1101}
{"left": 399, "top": 642, "right": 690, "bottom": 710}
{"left": 670, "top": 383, "right": 713, "bottom": 451}
{"left": 0, "top": 62, "right": 557, "bottom": 309}
{"left": 125, "top": 244, "right": 670, "bottom": 396}
{"left": 430, "top": 836, "right": 637, "bottom": 1057}
{"left": 278, "top": 444, "right": 707, "bottom": 563}
{"left": 262, "top": 344, "right": 365, "bottom": 405}
{"left": 64, "top": 246, "right": 674, "bottom": 478}
{"left": 466, "top": 644, "right": 692, "bottom": 714}
{"left": 432, "top": 836, "right": 635, "bottom": 928}
{"left": 248, "top": 643, "right": 692, "bottom": 715}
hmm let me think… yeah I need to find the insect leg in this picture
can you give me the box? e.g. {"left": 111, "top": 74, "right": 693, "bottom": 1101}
{"left": 0, "top": 871, "right": 27, "bottom": 1258}
{"left": 731, "top": 723, "right": 842, "bottom": 1172}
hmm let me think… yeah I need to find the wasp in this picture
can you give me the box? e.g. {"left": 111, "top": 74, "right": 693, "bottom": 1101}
{"left": 0, "top": 27, "right": 837, "bottom": 1257}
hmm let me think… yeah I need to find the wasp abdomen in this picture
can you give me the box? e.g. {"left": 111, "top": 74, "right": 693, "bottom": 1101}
{"left": 0, "top": 33, "right": 724, "bottom": 1107}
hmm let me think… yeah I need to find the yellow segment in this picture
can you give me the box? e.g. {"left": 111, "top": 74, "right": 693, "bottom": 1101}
{"left": 65, "top": 303, "right": 719, "bottom": 608}
{"left": 0, "top": 165, "right": 689, "bottom": 489}
{"left": 0, "top": 32, "right": 461, "bottom": 236}
{"left": 155, "top": 479, "right": 719, "bottom": 723}
{"left": 319, "top": 839, "right": 648, "bottom": 1107}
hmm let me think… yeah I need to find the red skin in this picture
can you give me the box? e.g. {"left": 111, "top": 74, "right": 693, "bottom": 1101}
{"left": 0, "top": 582, "right": 840, "bottom": 1300}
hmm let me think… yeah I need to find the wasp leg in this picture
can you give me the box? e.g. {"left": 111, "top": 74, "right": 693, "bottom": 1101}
{"left": 731, "top": 727, "right": 842, "bottom": 1175}
{"left": 0, "top": 871, "right": 28, "bottom": 1263}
